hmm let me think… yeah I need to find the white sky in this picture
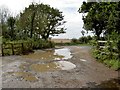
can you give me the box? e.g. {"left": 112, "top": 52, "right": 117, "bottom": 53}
{"left": 0, "top": 0, "right": 93, "bottom": 39}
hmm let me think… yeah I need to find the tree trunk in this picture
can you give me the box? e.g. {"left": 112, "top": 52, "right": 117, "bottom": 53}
{"left": 30, "top": 12, "right": 35, "bottom": 38}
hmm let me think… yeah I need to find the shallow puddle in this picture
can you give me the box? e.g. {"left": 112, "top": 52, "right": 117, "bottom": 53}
{"left": 30, "top": 61, "right": 76, "bottom": 72}
{"left": 54, "top": 48, "right": 72, "bottom": 60}
{"left": 30, "top": 62, "right": 59, "bottom": 72}
{"left": 5, "top": 48, "right": 75, "bottom": 82}
{"left": 13, "top": 72, "right": 38, "bottom": 82}
{"left": 22, "top": 48, "right": 75, "bottom": 72}
{"left": 23, "top": 48, "right": 72, "bottom": 61}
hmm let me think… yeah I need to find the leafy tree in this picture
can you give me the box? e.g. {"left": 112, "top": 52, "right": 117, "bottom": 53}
{"left": 79, "top": 2, "right": 114, "bottom": 40}
{"left": 19, "top": 3, "right": 66, "bottom": 40}
{"left": 80, "top": 1, "right": 120, "bottom": 63}
{"left": 18, "top": 3, "right": 36, "bottom": 39}
{"left": 35, "top": 4, "right": 66, "bottom": 40}
{"left": 106, "top": 2, "right": 120, "bottom": 59}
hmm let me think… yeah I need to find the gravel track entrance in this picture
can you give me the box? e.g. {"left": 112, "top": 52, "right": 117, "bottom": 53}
{"left": 2, "top": 46, "right": 118, "bottom": 88}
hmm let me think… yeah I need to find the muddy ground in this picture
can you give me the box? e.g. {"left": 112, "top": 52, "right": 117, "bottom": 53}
{"left": 1, "top": 46, "right": 119, "bottom": 88}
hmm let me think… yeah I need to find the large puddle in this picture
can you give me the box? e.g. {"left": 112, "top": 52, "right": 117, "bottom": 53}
{"left": 23, "top": 48, "right": 72, "bottom": 61}
{"left": 6, "top": 48, "right": 76, "bottom": 82}
{"left": 13, "top": 72, "right": 38, "bottom": 82}
{"left": 30, "top": 61, "right": 76, "bottom": 72}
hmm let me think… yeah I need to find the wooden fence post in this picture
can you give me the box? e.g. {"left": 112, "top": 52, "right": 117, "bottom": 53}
{"left": 21, "top": 43, "right": 24, "bottom": 54}
{"left": 11, "top": 44, "right": 14, "bottom": 55}
{"left": 1, "top": 44, "right": 4, "bottom": 56}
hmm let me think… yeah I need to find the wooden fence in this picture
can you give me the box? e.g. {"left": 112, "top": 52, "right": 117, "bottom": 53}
{"left": 1, "top": 42, "right": 32, "bottom": 56}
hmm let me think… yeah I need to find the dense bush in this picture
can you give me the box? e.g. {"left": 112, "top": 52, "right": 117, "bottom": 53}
{"left": 71, "top": 38, "right": 79, "bottom": 44}
{"left": 92, "top": 38, "right": 120, "bottom": 70}
{"left": 2, "top": 38, "right": 55, "bottom": 56}
{"left": 79, "top": 37, "right": 88, "bottom": 44}
{"left": 30, "top": 38, "right": 55, "bottom": 49}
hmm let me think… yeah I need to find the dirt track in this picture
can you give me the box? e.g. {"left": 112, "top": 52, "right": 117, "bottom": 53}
{"left": 2, "top": 46, "right": 118, "bottom": 88}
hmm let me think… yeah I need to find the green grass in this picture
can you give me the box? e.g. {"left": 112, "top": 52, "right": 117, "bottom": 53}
{"left": 92, "top": 48, "right": 120, "bottom": 70}
{"left": 55, "top": 42, "right": 91, "bottom": 46}
{"left": 103, "top": 59, "right": 120, "bottom": 70}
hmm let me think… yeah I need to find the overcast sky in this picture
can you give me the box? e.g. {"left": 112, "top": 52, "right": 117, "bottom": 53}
{"left": 0, "top": 0, "right": 93, "bottom": 39}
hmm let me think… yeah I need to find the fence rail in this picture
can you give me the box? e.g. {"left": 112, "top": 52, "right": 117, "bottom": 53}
{"left": 1, "top": 42, "right": 32, "bottom": 56}
{"left": 98, "top": 40, "right": 118, "bottom": 56}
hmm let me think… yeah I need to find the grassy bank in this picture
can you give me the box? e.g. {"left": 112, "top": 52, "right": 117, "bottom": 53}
{"left": 92, "top": 48, "right": 120, "bottom": 70}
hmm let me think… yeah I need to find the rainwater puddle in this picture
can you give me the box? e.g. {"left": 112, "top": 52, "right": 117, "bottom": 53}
{"left": 30, "top": 61, "right": 76, "bottom": 72}
{"left": 54, "top": 48, "right": 72, "bottom": 60}
{"left": 6, "top": 48, "right": 76, "bottom": 82}
{"left": 22, "top": 48, "right": 72, "bottom": 61}
{"left": 13, "top": 72, "right": 38, "bottom": 82}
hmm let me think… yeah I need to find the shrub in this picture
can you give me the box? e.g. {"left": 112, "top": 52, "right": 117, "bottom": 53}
{"left": 71, "top": 38, "right": 79, "bottom": 44}
{"left": 31, "top": 39, "right": 55, "bottom": 49}
{"left": 79, "top": 37, "right": 87, "bottom": 44}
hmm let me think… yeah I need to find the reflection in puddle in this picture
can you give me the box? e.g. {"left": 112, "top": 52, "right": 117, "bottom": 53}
{"left": 23, "top": 48, "right": 72, "bottom": 61}
{"left": 54, "top": 48, "right": 72, "bottom": 60}
{"left": 57, "top": 61, "right": 76, "bottom": 70}
{"left": 30, "top": 61, "right": 76, "bottom": 72}
{"left": 22, "top": 48, "right": 75, "bottom": 72}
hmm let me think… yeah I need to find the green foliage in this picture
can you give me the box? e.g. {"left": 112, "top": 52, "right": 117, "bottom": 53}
{"left": 79, "top": 2, "right": 118, "bottom": 40}
{"left": 1, "top": 3, "right": 63, "bottom": 56}
{"left": 103, "top": 59, "right": 120, "bottom": 70}
{"left": 71, "top": 38, "right": 79, "bottom": 44}
{"left": 18, "top": 3, "right": 66, "bottom": 40}
{"left": 26, "top": 38, "right": 55, "bottom": 49}
{"left": 71, "top": 36, "right": 93, "bottom": 44}
{"left": 92, "top": 47, "right": 120, "bottom": 70}
{"left": 2, "top": 39, "right": 55, "bottom": 56}
{"left": 7, "top": 17, "right": 16, "bottom": 40}
{"left": 79, "top": 37, "right": 88, "bottom": 44}
{"left": 80, "top": 1, "right": 120, "bottom": 70}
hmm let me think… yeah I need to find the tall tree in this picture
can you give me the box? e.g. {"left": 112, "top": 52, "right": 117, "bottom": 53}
{"left": 19, "top": 3, "right": 66, "bottom": 40}
{"left": 79, "top": 2, "right": 114, "bottom": 40}
{"left": 35, "top": 4, "right": 66, "bottom": 40}
{"left": 79, "top": 1, "right": 120, "bottom": 59}
{"left": 107, "top": 2, "right": 120, "bottom": 59}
